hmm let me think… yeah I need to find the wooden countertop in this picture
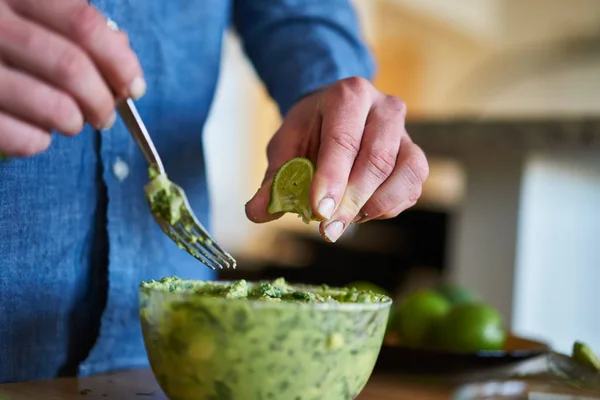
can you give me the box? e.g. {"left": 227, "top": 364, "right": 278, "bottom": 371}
{"left": 0, "top": 369, "right": 452, "bottom": 400}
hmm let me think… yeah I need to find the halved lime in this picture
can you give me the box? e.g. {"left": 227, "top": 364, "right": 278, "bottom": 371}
{"left": 267, "top": 157, "right": 316, "bottom": 224}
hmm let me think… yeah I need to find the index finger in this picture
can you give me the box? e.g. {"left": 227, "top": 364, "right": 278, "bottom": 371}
{"left": 310, "top": 77, "right": 373, "bottom": 220}
{"left": 10, "top": 0, "right": 145, "bottom": 99}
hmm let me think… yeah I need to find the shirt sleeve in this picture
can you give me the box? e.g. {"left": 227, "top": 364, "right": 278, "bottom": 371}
{"left": 233, "top": 0, "right": 376, "bottom": 115}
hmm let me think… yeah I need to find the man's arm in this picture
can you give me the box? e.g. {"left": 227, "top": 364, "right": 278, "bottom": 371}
{"left": 239, "top": 1, "right": 429, "bottom": 244}
{"left": 233, "top": 0, "right": 376, "bottom": 115}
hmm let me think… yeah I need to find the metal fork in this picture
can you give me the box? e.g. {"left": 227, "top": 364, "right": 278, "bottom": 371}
{"left": 107, "top": 18, "right": 235, "bottom": 270}
{"left": 116, "top": 98, "right": 236, "bottom": 270}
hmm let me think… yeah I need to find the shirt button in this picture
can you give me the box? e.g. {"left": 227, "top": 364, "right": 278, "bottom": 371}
{"left": 113, "top": 157, "right": 130, "bottom": 181}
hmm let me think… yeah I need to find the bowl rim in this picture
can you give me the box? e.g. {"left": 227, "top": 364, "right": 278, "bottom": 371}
{"left": 139, "top": 279, "right": 393, "bottom": 311}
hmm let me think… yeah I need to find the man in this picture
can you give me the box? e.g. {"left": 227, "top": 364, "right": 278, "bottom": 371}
{"left": 0, "top": 0, "right": 428, "bottom": 383}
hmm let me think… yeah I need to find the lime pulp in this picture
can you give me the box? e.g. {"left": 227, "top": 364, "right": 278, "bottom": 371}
{"left": 267, "top": 157, "right": 316, "bottom": 224}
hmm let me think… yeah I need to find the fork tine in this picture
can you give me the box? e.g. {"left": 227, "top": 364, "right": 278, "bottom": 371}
{"left": 177, "top": 191, "right": 236, "bottom": 268}
{"left": 169, "top": 227, "right": 222, "bottom": 270}
{"left": 182, "top": 228, "right": 232, "bottom": 268}
{"left": 189, "top": 226, "right": 236, "bottom": 268}
{"left": 181, "top": 221, "right": 232, "bottom": 263}
{"left": 172, "top": 223, "right": 229, "bottom": 269}
{"left": 148, "top": 182, "right": 237, "bottom": 270}
{"left": 155, "top": 219, "right": 221, "bottom": 270}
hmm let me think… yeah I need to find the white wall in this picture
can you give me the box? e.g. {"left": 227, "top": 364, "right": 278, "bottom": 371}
{"left": 513, "top": 151, "right": 600, "bottom": 354}
{"left": 203, "top": 33, "right": 263, "bottom": 253}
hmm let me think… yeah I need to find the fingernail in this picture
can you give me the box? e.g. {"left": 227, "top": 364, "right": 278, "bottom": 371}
{"left": 129, "top": 76, "right": 147, "bottom": 100}
{"left": 100, "top": 112, "right": 117, "bottom": 131}
{"left": 324, "top": 220, "right": 344, "bottom": 243}
{"left": 318, "top": 197, "right": 336, "bottom": 220}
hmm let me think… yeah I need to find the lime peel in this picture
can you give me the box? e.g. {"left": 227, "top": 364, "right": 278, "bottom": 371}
{"left": 572, "top": 341, "right": 600, "bottom": 372}
{"left": 267, "top": 157, "right": 317, "bottom": 224}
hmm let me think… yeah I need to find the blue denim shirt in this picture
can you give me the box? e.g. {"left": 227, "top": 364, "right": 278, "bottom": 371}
{"left": 0, "top": 0, "right": 374, "bottom": 383}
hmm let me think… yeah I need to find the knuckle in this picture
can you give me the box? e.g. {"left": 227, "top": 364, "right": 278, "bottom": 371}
{"left": 70, "top": 4, "right": 103, "bottom": 41}
{"left": 408, "top": 185, "right": 423, "bottom": 203}
{"left": 331, "top": 130, "right": 360, "bottom": 158}
{"left": 403, "top": 160, "right": 423, "bottom": 190}
{"left": 384, "top": 209, "right": 402, "bottom": 220}
{"left": 385, "top": 201, "right": 415, "bottom": 220}
{"left": 365, "top": 149, "right": 396, "bottom": 181}
{"left": 368, "top": 193, "right": 396, "bottom": 216}
{"left": 342, "top": 76, "right": 371, "bottom": 95}
{"left": 390, "top": 205, "right": 409, "bottom": 218}
{"left": 389, "top": 209, "right": 403, "bottom": 219}
{"left": 329, "top": 76, "right": 371, "bottom": 104}
{"left": 404, "top": 147, "right": 429, "bottom": 186}
{"left": 55, "top": 47, "right": 88, "bottom": 82}
{"left": 385, "top": 95, "right": 407, "bottom": 117}
{"left": 405, "top": 199, "right": 418, "bottom": 211}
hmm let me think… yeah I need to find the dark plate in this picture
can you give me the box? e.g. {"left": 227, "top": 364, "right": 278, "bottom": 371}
{"left": 375, "top": 334, "right": 551, "bottom": 374}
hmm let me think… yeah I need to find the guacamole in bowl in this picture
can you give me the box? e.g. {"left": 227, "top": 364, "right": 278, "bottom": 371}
{"left": 139, "top": 276, "right": 392, "bottom": 400}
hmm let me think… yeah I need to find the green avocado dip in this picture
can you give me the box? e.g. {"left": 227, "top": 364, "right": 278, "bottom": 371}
{"left": 144, "top": 165, "right": 183, "bottom": 226}
{"left": 144, "top": 166, "right": 209, "bottom": 255}
{"left": 139, "top": 277, "right": 392, "bottom": 400}
{"left": 140, "top": 276, "right": 388, "bottom": 303}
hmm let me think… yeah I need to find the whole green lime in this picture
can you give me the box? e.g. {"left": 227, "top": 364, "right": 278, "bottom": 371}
{"left": 572, "top": 341, "right": 600, "bottom": 372}
{"left": 436, "top": 285, "right": 480, "bottom": 306}
{"left": 393, "top": 290, "right": 451, "bottom": 347}
{"left": 434, "top": 303, "right": 506, "bottom": 352}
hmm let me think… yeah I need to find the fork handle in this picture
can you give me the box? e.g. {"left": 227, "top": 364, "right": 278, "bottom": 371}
{"left": 116, "top": 99, "right": 166, "bottom": 174}
{"left": 106, "top": 18, "right": 166, "bottom": 175}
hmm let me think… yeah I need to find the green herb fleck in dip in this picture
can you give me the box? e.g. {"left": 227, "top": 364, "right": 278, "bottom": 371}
{"left": 139, "top": 277, "right": 392, "bottom": 400}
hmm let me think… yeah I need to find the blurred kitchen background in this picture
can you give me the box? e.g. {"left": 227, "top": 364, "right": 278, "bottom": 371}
{"left": 201, "top": 0, "right": 600, "bottom": 355}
